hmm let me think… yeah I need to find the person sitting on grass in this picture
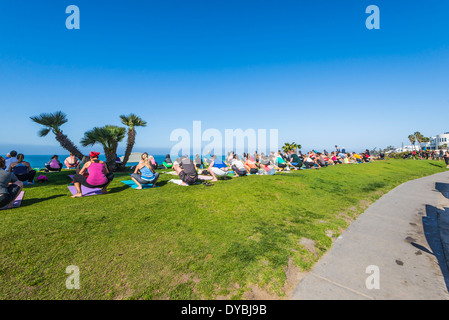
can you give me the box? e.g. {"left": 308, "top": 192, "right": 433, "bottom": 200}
{"left": 193, "top": 154, "right": 203, "bottom": 170}
{"left": 362, "top": 152, "right": 370, "bottom": 163}
{"left": 71, "top": 152, "right": 114, "bottom": 198}
{"left": 115, "top": 154, "right": 122, "bottom": 166}
{"left": 173, "top": 156, "right": 199, "bottom": 186}
{"left": 64, "top": 153, "right": 80, "bottom": 169}
{"left": 5, "top": 150, "right": 18, "bottom": 171}
{"left": 131, "top": 153, "right": 160, "bottom": 189}
{"left": 343, "top": 153, "right": 355, "bottom": 164}
{"left": 303, "top": 152, "right": 319, "bottom": 169}
{"left": 45, "top": 155, "right": 63, "bottom": 172}
{"left": 148, "top": 155, "right": 158, "bottom": 169}
{"left": 245, "top": 156, "right": 259, "bottom": 174}
{"left": 0, "top": 156, "right": 23, "bottom": 209}
{"left": 163, "top": 154, "right": 173, "bottom": 169}
{"left": 225, "top": 151, "right": 235, "bottom": 165}
{"left": 230, "top": 154, "right": 247, "bottom": 177}
{"left": 316, "top": 153, "right": 327, "bottom": 168}
{"left": 8, "top": 154, "right": 36, "bottom": 184}
{"left": 290, "top": 150, "right": 303, "bottom": 169}
{"left": 330, "top": 151, "right": 342, "bottom": 164}
{"left": 352, "top": 152, "right": 363, "bottom": 163}
{"left": 276, "top": 151, "right": 297, "bottom": 171}
{"left": 208, "top": 155, "right": 230, "bottom": 181}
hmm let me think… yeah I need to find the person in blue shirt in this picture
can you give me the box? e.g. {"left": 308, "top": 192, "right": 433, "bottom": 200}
{"left": 130, "top": 153, "right": 160, "bottom": 189}
{"left": 8, "top": 154, "right": 36, "bottom": 184}
{"left": 208, "top": 155, "right": 229, "bottom": 182}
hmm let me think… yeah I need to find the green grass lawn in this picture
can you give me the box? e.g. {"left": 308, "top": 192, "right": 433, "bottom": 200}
{"left": 0, "top": 159, "right": 446, "bottom": 300}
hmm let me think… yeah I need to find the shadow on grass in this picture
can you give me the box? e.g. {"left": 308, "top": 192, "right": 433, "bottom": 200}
{"left": 22, "top": 194, "right": 66, "bottom": 207}
{"left": 428, "top": 162, "right": 445, "bottom": 168}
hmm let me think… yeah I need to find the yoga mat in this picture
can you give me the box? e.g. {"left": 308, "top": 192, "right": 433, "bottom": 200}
{"left": 0, "top": 191, "right": 24, "bottom": 210}
{"left": 67, "top": 185, "right": 103, "bottom": 197}
{"left": 198, "top": 175, "right": 213, "bottom": 180}
{"left": 121, "top": 180, "right": 157, "bottom": 189}
{"left": 169, "top": 179, "right": 189, "bottom": 186}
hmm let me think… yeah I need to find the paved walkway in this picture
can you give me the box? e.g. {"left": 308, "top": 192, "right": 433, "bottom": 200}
{"left": 291, "top": 171, "right": 449, "bottom": 300}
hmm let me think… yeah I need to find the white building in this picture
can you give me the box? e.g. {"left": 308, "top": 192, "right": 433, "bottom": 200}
{"left": 420, "top": 132, "right": 449, "bottom": 151}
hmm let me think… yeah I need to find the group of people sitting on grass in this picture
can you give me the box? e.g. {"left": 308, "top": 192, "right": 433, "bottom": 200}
{"left": 161, "top": 147, "right": 377, "bottom": 186}
{"left": 0, "top": 146, "right": 381, "bottom": 201}
{"left": 402, "top": 149, "right": 449, "bottom": 164}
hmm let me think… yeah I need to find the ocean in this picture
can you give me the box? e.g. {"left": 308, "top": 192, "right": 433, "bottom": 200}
{"left": 4, "top": 154, "right": 166, "bottom": 169}
{"left": 4, "top": 154, "right": 228, "bottom": 169}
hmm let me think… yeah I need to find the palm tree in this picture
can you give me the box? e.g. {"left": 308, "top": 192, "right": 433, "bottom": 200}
{"left": 80, "top": 125, "right": 126, "bottom": 171}
{"left": 408, "top": 134, "right": 416, "bottom": 151}
{"left": 30, "top": 111, "right": 85, "bottom": 160}
{"left": 291, "top": 142, "right": 301, "bottom": 153}
{"left": 414, "top": 131, "right": 424, "bottom": 151}
{"left": 282, "top": 142, "right": 301, "bottom": 153}
{"left": 119, "top": 114, "right": 147, "bottom": 167}
{"left": 282, "top": 142, "right": 293, "bottom": 153}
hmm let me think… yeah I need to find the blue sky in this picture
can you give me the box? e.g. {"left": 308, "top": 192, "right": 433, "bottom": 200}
{"left": 1, "top": 0, "right": 448, "bottom": 155}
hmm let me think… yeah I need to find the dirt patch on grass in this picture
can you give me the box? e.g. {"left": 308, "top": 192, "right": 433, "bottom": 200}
{"left": 283, "top": 258, "right": 306, "bottom": 297}
{"left": 299, "top": 238, "right": 317, "bottom": 256}
{"left": 242, "top": 258, "right": 306, "bottom": 300}
{"left": 243, "top": 284, "right": 280, "bottom": 300}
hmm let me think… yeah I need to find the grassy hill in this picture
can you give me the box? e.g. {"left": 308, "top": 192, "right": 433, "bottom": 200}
{"left": 0, "top": 159, "right": 446, "bottom": 299}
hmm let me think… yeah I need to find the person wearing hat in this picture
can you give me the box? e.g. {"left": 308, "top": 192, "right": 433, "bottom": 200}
{"left": 70, "top": 152, "right": 114, "bottom": 197}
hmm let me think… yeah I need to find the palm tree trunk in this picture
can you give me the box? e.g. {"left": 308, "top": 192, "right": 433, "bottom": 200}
{"left": 55, "top": 132, "right": 85, "bottom": 160}
{"left": 104, "top": 149, "right": 117, "bottom": 172}
{"left": 121, "top": 128, "right": 135, "bottom": 167}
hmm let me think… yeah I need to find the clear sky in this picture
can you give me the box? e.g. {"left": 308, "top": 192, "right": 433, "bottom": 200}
{"left": 1, "top": 0, "right": 448, "bottom": 155}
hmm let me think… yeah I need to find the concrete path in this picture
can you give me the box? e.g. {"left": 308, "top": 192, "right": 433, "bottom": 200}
{"left": 291, "top": 171, "right": 449, "bottom": 300}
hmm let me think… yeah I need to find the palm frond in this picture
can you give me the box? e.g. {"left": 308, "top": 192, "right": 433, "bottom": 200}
{"left": 120, "top": 114, "right": 147, "bottom": 129}
{"left": 81, "top": 125, "right": 126, "bottom": 149}
{"left": 38, "top": 128, "right": 51, "bottom": 137}
{"left": 30, "top": 111, "right": 68, "bottom": 127}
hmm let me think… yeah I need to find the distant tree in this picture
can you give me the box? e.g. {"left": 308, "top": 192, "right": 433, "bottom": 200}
{"left": 282, "top": 142, "right": 301, "bottom": 153}
{"left": 30, "top": 111, "right": 85, "bottom": 160}
{"left": 414, "top": 131, "right": 424, "bottom": 151}
{"left": 408, "top": 134, "right": 416, "bottom": 150}
{"left": 80, "top": 125, "right": 126, "bottom": 172}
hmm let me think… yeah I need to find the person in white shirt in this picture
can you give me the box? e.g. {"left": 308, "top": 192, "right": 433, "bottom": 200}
{"left": 230, "top": 155, "right": 247, "bottom": 176}
{"left": 5, "top": 150, "right": 18, "bottom": 171}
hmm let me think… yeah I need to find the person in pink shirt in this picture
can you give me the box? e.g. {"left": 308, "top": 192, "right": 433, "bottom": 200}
{"left": 44, "top": 155, "right": 63, "bottom": 172}
{"left": 71, "top": 152, "right": 114, "bottom": 198}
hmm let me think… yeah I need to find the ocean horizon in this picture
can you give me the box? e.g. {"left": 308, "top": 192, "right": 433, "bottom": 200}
{"left": 2, "top": 154, "right": 164, "bottom": 169}
{"left": 2, "top": 154, "right": 228, "bottom": 169}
